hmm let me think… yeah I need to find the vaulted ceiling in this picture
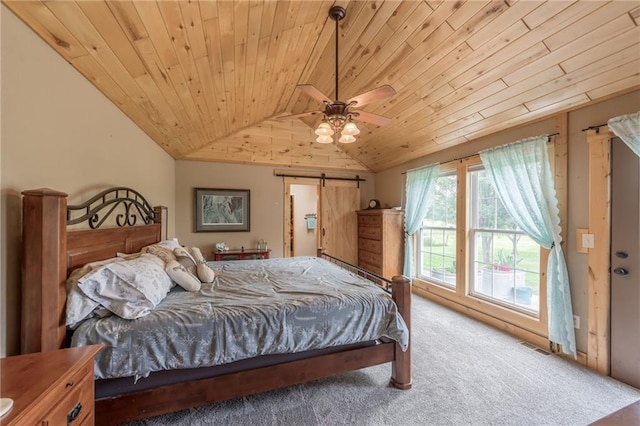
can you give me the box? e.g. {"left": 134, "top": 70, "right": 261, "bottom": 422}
{"left": 4, "top": 1, "right": 639, "bottom": 172}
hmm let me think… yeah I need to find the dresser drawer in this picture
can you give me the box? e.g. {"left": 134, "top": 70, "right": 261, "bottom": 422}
{"left": 358, "top": 214, "right": 382, "bottom": 227}
{"left": 358, "top": 226, "right": 381, "bottom": 240}
{"left": 359, "top": 250, "right": 383, "bottom": 267}
{"left": 39, "top": 374, "right": 94, "bottom": 425}
{"left": 358, "top": 238, "right": 382, "bottom": 254}
{"left": 42, "top": 357, "right": 93, "bottom": 408}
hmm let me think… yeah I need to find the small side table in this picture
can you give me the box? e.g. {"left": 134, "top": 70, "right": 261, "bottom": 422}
{"left": 1, "top": 345, "right": 102, "bottom": 425}
{"left": 211, "top": 249, "right": 271, "bottom": 261}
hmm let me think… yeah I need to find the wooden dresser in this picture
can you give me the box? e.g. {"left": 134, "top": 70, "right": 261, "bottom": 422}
{"left": 1, "top": 345, "right": 102, "bottom": 426}
{"left": 357, "top": 209, "right": 405, "bottom": 280}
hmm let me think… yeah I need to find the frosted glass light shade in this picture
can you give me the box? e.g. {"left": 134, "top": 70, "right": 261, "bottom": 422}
{"left": 315, "top": 122, "right": 334, "bottom": 136}
{"left": 316, "top": 135, "right": 333, "bottom": 144}
{"left": 338, "top": 134, "right": 356, "bottom": 144}
{"left": 342, "top": 121, "right": 360, "bottom": 136}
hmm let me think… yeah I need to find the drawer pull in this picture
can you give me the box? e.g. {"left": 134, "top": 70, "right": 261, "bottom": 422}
{"left": 67, "top": 402, "right": 82, "bottom": 424}
{"left": 65, "top": 381, "right": 74, "bottom": 388}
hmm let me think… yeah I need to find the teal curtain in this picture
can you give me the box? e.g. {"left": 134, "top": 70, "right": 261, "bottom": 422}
{"left": 480, "top": 136, "right": 576, "bottom": 355}
{"left": 403, "top": 164, "right": 440, "bottom": 277}
{"left": 608, "top": 112, "right": 640, "bottom": 156}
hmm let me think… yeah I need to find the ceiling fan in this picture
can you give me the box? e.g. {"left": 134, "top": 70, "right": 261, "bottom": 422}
{"left": 277, "top": 5, "right": 396, "bottom": 144}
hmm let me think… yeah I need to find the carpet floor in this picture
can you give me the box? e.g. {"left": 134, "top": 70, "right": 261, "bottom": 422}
{"left": 124, "top": 295, "right": 640, "bottom": 426}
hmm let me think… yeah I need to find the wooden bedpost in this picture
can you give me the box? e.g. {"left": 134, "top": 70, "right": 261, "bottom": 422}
{"left": 21, "top": 188, "right": 68, "bottom": 354}
{"left": 390, "top": 275, "right": 412, "bottom": 390}
{"left": 154, "top": 205, "right": 168, "bottom": 240}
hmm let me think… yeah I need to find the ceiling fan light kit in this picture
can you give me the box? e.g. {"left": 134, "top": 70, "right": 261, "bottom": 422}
{"left": 338, "top": 134, "right": 356, "bottom": 144}
{"left": 342, "top": 120, "right": 360, "bottom": 136}
{"left": 315, "top": 121, "right": 334, "bottom": 137}
{"left": 316, "top": 135, "right": 334, "bottom": 144}
{"left": 279, "top": 5, "right": 395, "bottom": 145}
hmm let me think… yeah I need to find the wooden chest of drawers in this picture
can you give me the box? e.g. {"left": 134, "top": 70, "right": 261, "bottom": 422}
{"left": 357, "top": 209, "right": 404, "bottom": 280}
{"left": 1, "top": 345, "right": 102, "bottom": 426}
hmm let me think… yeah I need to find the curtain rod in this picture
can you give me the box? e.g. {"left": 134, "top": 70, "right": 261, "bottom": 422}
{"left": 275, "top": 172, "right": 365, "bottom": 187}
{"left": 581, "top": 123, "right": 607, "bottom": 132}
{"left": 401, "top": 133, "right": 559, "bottom": 174}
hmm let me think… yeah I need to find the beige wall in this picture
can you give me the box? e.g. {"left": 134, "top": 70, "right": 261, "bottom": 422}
{"left": 174, "top": 160, "right": 375, "bottom": 259}
{"left": 0, "top": 6, "right": 176, "bottom": 357}
{"left": 375, "top": 90, "right": 640, "bottom": 353}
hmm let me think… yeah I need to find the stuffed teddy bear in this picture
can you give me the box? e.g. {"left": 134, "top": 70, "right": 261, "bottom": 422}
{"left": 165, "top": 246, "right": 217, "bottom": 291}
{"left": 189, "top": 247, "right": 218, "bottom": 283}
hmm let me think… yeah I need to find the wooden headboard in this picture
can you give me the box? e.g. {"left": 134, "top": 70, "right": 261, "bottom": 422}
{"left": 21, "top": 188, "right": 167, "bottom": 354}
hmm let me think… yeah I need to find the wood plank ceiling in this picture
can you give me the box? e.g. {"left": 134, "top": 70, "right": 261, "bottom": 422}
{"left": 4, "top": 0, "right": 639, "bottom": 172}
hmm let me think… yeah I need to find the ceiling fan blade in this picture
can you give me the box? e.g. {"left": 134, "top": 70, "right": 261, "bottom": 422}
{"left": 347, "top": 85, "right": 396, "bottom": 108}
{"left": 275, "top": 111, "right": 322, "bottom": 121}
{"left": 352, "top": 110, "right": 392, "bottom": 126}
{"left": 296, "top": 84, "right": 332, "bottom": 104}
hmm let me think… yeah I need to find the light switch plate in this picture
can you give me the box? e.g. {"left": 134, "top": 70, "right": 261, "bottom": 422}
{"left": 583, "top": 233, "right": 595, "bottom": 249}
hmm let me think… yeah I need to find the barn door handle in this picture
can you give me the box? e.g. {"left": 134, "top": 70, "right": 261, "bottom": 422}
{"left": 613, "top": 267, "right": 629, "bottom": 276}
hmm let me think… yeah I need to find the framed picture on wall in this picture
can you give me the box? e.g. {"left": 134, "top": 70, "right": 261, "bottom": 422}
{"left": 194, "top": 188, "right": 250, "bottom": 232}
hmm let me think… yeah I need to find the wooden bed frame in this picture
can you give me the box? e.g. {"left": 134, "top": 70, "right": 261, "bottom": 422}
{"left": 21, "top": 188, "right": 411, "bottom": 425}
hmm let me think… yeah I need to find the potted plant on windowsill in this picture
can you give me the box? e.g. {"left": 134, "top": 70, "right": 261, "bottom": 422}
{"left": 479, "top": 250, "right": 525, "bottom": 299}
{"left": 430, "top": 260, "right": 456, "bottom": 285}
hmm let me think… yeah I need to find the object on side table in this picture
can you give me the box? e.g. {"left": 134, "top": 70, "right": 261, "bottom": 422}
{"left": 368, "top": 199, "right": 381, "bottom": 209}
{"left": 0, "top": 398, "right": 13, "bottom": 417}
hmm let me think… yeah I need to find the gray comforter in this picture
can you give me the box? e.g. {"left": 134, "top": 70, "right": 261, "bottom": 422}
{"left": 71, "top": 256, "right": 409, "bottom": 380}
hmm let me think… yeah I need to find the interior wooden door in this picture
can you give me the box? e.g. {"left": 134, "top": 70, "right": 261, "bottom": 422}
{"left": 320, "top": 181, "right": 360, "bottom": 264}
{"left": 283, "top": 177, "right": 318, "bottom": 258}
{"left": 610, "top": 138, "right": 640, "bottom": 389}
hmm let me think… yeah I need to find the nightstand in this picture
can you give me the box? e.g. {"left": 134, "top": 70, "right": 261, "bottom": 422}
{"left": 211, "top": 249, "right": 271, "bottom": 261}
{"left": 1, "top": 345, "right": 102, "bottom": 425}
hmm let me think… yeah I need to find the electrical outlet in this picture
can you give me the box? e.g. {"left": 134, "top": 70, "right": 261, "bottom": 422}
{"left": 573, "top": 315, "right": 580, "bottom": 330}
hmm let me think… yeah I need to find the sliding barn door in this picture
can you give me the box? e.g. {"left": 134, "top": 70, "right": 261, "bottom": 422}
{"left": 320, "top": 181, "right": 360, "bottom": 265}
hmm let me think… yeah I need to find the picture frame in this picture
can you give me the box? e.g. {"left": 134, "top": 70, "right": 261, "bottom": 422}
{"left": 194, "top": 188, "right": 250, "bottom": 232}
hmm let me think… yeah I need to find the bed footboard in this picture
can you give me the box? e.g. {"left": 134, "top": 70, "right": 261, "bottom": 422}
{"left": 317, "top": 248, "right": 412, "bottom": 389}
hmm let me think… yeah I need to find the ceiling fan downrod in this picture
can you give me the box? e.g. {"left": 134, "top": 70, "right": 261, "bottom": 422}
{"left": 329, "top": 6, "right": 346, "bottom": 102}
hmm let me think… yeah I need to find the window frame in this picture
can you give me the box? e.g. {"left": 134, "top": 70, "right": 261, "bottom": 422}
{"left": 412, "top": 157, "right": 549, "bottom": 338}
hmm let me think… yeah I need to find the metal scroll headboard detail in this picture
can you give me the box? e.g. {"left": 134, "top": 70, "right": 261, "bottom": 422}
{"left": 67, "top": 187, "right": 155, "bottom": 229}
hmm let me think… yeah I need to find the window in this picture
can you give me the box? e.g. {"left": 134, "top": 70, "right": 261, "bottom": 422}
{"left": 418, "top": 172, "right": 457, "bottom": 287}
{"left": 414, "top": 159, "right": 545, "bottom": 323}
{"left": 469, "top": 167, "right": 540, "bottom": 313}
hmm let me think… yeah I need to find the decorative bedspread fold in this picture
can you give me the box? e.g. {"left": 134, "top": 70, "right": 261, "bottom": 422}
{"left": 71, "top": 256, "right": 409, "bottom": 380}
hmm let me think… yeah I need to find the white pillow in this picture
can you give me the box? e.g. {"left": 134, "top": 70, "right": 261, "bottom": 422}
{"left": 77, "top": 254, "right": 173, "bottom": 319}
{"left": 165, "top": 260, "right": 201, "bottom": 292}
{"left": 66, "top": 257, "right": 125, "bottom": 328}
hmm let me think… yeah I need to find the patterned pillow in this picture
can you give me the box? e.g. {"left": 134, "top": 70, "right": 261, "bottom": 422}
{"left": 77, "top": 254, "right": 174, "bottom": 319}
{"left": 66, "top": 257, "right": 124, "bottom": 328}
